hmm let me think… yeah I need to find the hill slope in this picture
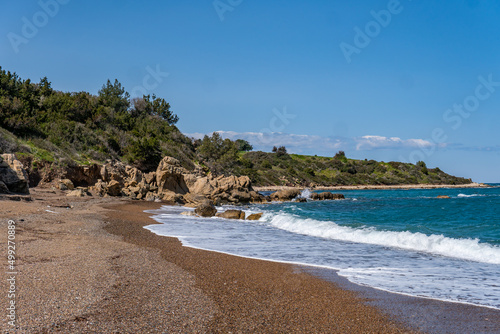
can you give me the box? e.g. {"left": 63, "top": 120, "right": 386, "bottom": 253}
{"left": 0, "top": 68, "right": 472, "bottom": 187}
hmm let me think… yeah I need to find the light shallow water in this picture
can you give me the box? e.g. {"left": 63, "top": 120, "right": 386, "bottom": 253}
{"left": 145, "top": 185, "right": 500, "bottom": 310}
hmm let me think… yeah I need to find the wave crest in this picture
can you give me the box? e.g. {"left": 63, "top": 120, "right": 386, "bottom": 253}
{"left": 264, "top": 213, "right": 500, "bottom": 264}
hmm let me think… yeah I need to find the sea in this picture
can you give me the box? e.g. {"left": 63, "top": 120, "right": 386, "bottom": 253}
{"left": 145, "top": 185, "right": 500, "bottom": 311}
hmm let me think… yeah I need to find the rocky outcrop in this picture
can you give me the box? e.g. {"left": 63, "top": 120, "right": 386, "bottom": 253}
{"left": 310, "top": 192, "right": 345, "bottom": 200}
{"left": 194, "top": 201, "right": 217, "bottom": 217}
{"left": 192, "top": 175, "right": 264, "bottom": 204}
{"left": 0, "top": 154, "right": 29, "bottom": 194}
{"left": 270, "top": 189, "right": 302, "bottom": 201}
{"left": 62, "top": 164, "right": 101, "bottom": 187}
{"left": 156, "top": 156, "right": 190, "bottom": 200}
{"left": 216, "top": 209, "right": 245, "bottom": 220}
{"left": 23, "top": 155, "right": 266, "bottom": 205}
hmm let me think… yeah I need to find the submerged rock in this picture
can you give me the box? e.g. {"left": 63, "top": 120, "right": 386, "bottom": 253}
{"left": 194, "top": 201, "right": 217, "bottom": 217}
{"left": 246, "top": 213, "right": 263, "bottom": 221}
{"left": 310, "top": 192, "right": 345, "bottom": 200}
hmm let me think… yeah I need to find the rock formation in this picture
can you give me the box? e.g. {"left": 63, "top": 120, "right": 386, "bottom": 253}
{"left": 310, "top": 192, "right": 345, "bottom": 200}
{"left": 270, "top": 189, "right": 302, "bottom": 201}
{"left": 0, "top": 154, "right": 29, "bottom": 194}
{"left": 216, "top": 209, "right": 245, "bottom": 220}
{"left": 194, "top": 201, "right": 217, "bottom": 217}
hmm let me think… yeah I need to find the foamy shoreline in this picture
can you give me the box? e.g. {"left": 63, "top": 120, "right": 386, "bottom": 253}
{"left": 254, "top": 182, "right": 488, "bottom": 192}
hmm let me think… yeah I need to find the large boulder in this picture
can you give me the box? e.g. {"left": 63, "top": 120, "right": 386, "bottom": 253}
{"left": 156, "top": 156, "right": 190, "bottom": 198}
{"left": 106, "top": 180, "right": 122, "bottom": 196}
{"left": 216, "top": 209, "right": 245, "bottom": 220}
{"left": 194, "top": 201, "right": 217, "bottom": 217}
{"left": 124, "top": 166, "right": 144, "bottom": 187}
{"left": 100, "top": 160, "right": 127, "bottom": 184}
{"left": 270, "top": 189, "right": 301, "bottom": 201}
{"left": 0, "top": 154, "right": 29, "bottom": 194}
{"left": 58, "top": 179, "right": 75, "bottom": 191}
{"left": 191, "top": 174, "right": 264, "bottom": 204}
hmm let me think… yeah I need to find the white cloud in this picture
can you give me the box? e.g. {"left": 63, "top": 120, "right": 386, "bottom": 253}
{"left": 186, "top": 131, "right": 438, "bottom": 155}
{"left": 355, "top": 135, "right": 434, "bottom": 150}
{"left": 186, "top": 130, "right": 345, "bottom": 154}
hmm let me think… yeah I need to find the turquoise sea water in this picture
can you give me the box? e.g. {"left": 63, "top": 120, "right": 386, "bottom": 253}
{"left": 146, "top": 185, "right": 500, "bottom": 310}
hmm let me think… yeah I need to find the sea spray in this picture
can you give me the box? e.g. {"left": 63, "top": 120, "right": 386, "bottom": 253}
{"left": 297, "top": 188, "right": 312, "bottom": 199}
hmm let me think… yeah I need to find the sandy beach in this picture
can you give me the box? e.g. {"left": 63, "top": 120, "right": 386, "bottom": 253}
{"left": 1, "top": 188, "right": 499, "bottom": 333}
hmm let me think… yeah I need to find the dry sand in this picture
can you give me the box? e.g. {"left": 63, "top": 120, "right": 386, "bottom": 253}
{"left": 1, "top": 187, "right": 497, "bottom": 333}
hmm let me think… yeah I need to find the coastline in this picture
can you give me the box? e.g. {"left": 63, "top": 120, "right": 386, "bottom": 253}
{"left": 2, "top": 189, "right": 498, "bottom": 332}
{"left": 1, "top": 189, "right": 413, "bottom": 333}
{"left": 254, "top": 182, "right": 488, "bottom": 192}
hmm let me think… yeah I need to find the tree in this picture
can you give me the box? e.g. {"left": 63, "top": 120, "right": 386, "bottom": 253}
{"left": 236, "top": 139, "right": 252, "bottom": 152}
{"left": 275, "top": 146, "right": 287, "bottom": 157}
{"left": 98, "top": 79, "right": 130, "bottom": 113}
{"left": 143, "top": 94, "right": 178, "bottom": 125}
{"left": 417, "top": 161, "right": 428, "bottom": 175}
{"left": 334, "top": 151, "right": 346, "bottom": 160}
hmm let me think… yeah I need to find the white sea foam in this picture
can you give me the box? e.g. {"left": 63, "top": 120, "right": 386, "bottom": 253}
{"left": 297, "top": 188, "right": 312, "bottom": 199}
{"left": 457, "top": 193, "right": 483, "bottom": 198}
{"left": 264, "top": 212, "right": 500, "bottom": 264}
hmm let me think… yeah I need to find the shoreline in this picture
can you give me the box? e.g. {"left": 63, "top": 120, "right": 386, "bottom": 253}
{"left": 254, "top": 182, "right": 488, "bottom": 192}
{"left": 2, "top": 189, "right": 499, "bottom": 332}
{"left": 104, "top": 201, "right": 416, "bottom": 333}
{"left": 1, "top": 190, "right": 412, "bottom": 333}
{"left": 144, "top": 204, "right": 500, "bottom": 333}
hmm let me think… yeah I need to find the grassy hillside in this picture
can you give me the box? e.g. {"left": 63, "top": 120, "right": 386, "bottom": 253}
{"left": 230, "top": 151, "right": 472, "bottom": 187}
{"left": 0, "top": 67, "right": 472, "bottom": 187}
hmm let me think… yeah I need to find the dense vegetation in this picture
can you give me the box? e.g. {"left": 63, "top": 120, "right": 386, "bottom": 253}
{"left": 0, "top": 68, "right": 472, "bottom": 187}
{"left": 230, "top": 150, "right": 471, "bottom": 186}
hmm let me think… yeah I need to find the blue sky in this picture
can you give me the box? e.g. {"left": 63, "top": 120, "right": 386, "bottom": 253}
{"left": 1, "top": 0, "right": 500, "bottom": 182}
